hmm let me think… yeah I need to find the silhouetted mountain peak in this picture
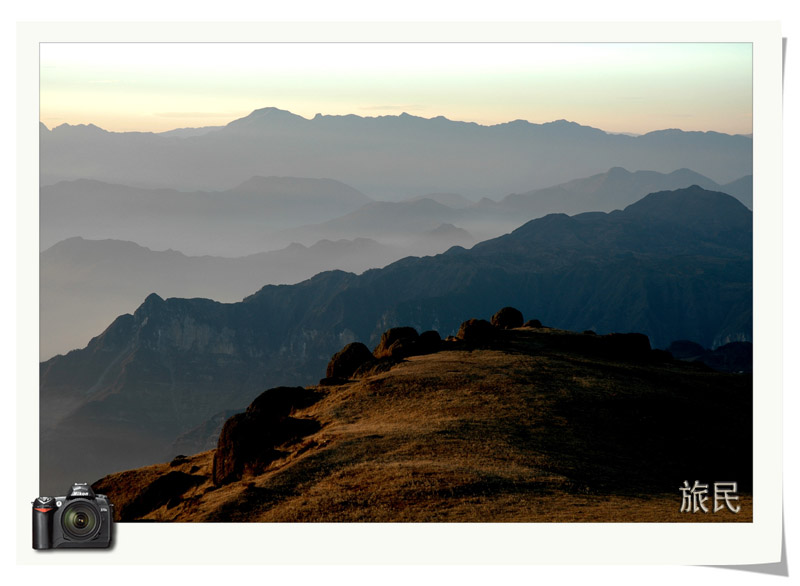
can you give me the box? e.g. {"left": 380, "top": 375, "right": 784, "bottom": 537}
{"left": 226, "top": 107, "right": 308, "bottom": 129}
{"left": 136, "top": 292, "right": 166, "bottom": 316}
{"left": 664, "top": 168, "right": 713, "bottom": 182}
{"left": 607, "top": 166, "right": 631, "bottom": 176}
{"left": 481, "top": 186, "right": 752, "bottom": 257}
{"left": 248, "top": 106, "right": 302, "bottom": 118}
{"left": 620, "top": 186, "right": 752, "bottom": 247}
{"left": 624, "top": 185, "right": 749, "bottom": 220}
{"left": 52, "top": 122, "right": 108, "bottom": 135}
{"left": 548, "top": 118, "right": 582, "bottom": 127}
{"left": 539, "top": 119, "right": 607, "bottom": 136}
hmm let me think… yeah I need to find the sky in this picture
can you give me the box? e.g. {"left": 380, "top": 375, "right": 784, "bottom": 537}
{"left": 39, "top": 42, "right": 753, "bottom": 135}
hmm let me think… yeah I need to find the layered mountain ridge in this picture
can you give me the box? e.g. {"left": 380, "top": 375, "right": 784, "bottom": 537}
{"left": 40, "top": 107, "right": 752, "bottom": 198}
{"left": 40, "top": 186, "right": 752, "bottom": 494}
{"left": 40, "top": 166, "right": 750, "bottom": 360}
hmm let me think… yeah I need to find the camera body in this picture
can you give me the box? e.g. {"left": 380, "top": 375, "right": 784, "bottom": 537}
{"left": 32, "top": 482, "right": 114, "bottom": 549}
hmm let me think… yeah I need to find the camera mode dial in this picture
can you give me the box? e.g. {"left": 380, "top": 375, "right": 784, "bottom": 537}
{"left": 33, "top": 497, "right": 55, "bottom": 511}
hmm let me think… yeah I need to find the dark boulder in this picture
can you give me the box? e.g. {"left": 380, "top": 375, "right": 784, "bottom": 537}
{"left": 386, "top": 338, "right": 417, "bottom": 359}
{"left": 524, "top": 319, "right": 543, "bottom": 328}
{"left": 382, "top": 330, "right": 443, "bottom": 360}
{"left": 169, "top": 455, "right": 188, "bottom": 467}
{"left": 491, "top": 307, "right": 524, "bottom": 329}
{"left": 417, "top": 330, "right": 442, "bottom": 353}
{"left": 373, "top": 327, "right": 419, "bottom": 359}
{"left": 246, "top": 386, "right": 320, "bottom": 420}
{"left": 456, "top": 318, "right": 496, "bottom": 343}
{"left": 326, "top": 342, "right": 374, "bottom": 379}
{"left": 213, "top": 386, "right": 321, "bottom": 486}
{"left": 318, "top": 376, "right": 349, "bottom": 386}
{"left": 213, "top": 412, "right": 278, "bottom": 486}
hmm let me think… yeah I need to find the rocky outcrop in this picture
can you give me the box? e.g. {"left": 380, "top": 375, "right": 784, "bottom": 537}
{"left": 323, "top": 327, "right": 446, "bottom": 383}
{"left": 456, "top": 319, "right": 496, "bottom": 344}
{"left": 212, "top": 386, "right": 321, "bottom": 486}
{"left": 325, "top": 342, "right": 374, "bottom": 380}
{"left": 491, "top": 307, "right": 524, "bottom": 329}
{"left": 417, "top": 330, "right": 443, "bottom": 353}
{"left": 373, "top": 327, "right": 420, "bottom": 359}
{"left": 547, "top": 330, "right": 655, "bottom": 362}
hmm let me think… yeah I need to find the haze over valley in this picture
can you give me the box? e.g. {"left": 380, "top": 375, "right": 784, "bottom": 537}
{"left": 40, "top": 150, "right": 751, "bottom": 361}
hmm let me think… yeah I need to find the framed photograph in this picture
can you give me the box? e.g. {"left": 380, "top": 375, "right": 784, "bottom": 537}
{"left": 17, "top": 21, "right": 783, "bottom": 565}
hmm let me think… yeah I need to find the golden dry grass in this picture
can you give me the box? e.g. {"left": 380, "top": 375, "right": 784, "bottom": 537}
{"left": 95, "top": 327, "right": 752, "bottom": 523}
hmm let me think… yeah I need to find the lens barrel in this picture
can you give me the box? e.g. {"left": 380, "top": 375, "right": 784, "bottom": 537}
{"left": 60, "top": 500, "right": 101, "bottom": 541}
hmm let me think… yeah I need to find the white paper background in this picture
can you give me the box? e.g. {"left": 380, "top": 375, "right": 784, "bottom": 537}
{"left": 7, "top": 1, "right": 796, "bottom": 583}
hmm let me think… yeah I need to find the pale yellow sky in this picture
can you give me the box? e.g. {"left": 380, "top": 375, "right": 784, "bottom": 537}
{"left": 39, "top": 42, "right": 753, "bottom": 135}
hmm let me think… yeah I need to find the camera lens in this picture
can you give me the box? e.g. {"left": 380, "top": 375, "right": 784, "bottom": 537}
{"left": 61, "top": 501, "right": 100, "bottom": 541}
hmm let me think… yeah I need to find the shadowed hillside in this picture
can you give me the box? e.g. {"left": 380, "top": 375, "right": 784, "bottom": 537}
{"left": 94, "top": 317, "right": 752, "bottom": 523}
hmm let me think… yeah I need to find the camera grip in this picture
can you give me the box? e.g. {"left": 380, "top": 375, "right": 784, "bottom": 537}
{"left": 32, "top": 499, "right": 54, "bottom": 550}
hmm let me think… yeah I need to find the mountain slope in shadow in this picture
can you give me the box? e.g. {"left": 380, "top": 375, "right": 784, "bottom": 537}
{"left": 93, "top": 318, "right": 752, "bottom": 523}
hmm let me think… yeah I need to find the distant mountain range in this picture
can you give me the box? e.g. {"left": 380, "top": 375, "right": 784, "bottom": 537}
{"left": 39, "top": 165, "right": 751, "bottom": 360}
{"left": 480, "top": 166, "right": 753, "bottom": 217}
{"left": 39, "top": 186, "right": 752, "bottom": 494}
{"left": 40, "top": 107, "right": 752, "bottom": 199}
{"left": 40, "top": 176, "right": 372, "bottom": 254}
{"left": 40, "top": 236, "right": 402, "bottom": 361}
{"left": 39, "top": 166, "right": 752, "bottom": 257}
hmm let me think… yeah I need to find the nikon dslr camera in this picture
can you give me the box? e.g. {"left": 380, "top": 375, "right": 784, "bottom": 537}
{"left": 32, "top": 483, "right": 114, "bottom": 549}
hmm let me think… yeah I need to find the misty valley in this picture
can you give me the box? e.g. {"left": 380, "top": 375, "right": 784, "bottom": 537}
{"left": 39, "top": 108, "right": 753, "bottom": 521}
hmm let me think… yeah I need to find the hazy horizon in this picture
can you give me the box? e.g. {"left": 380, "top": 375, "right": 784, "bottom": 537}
{"left": 39, "top": 106, "right": 754, "bottom": 138}
{"left": 40, "top": 42, "right": 752, "bottom": 135}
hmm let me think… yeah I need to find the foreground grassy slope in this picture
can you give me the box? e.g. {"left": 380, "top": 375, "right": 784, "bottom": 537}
{"left": 95, "top": 326, "right": 752, "bottom": 522}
